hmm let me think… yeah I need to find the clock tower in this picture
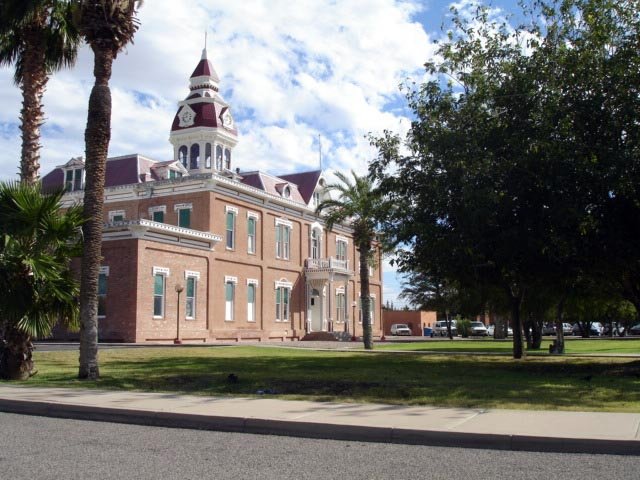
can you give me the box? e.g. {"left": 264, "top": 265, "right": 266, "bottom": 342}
{"left": 169, "top": 47, "right": 238, "bottom": 174}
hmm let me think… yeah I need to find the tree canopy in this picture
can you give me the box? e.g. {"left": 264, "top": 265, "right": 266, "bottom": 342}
{"left": 370, "top": 0, "right": 640, "bottom": 358}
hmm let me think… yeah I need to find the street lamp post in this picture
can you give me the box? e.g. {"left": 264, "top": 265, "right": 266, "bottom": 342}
{"left": 174, "top": 283, "right": 184, "bottom": 345}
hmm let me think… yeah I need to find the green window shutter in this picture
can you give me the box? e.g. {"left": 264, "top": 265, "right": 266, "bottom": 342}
{"left": 248, "top": 218, "right": 255, "bottom": 235}
{"left": 179, "top": 209, "right": 190, "bottom": 228}
{"left": 153, "top": 210, "right": 164, "bottom": 223}
{"left": 186, "top": 277, "right": 195, "bottom": 297}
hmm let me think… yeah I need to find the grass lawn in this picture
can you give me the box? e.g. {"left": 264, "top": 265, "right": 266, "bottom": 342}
{"left": 377, "top": 338, "right": 640, "bottom": 355}
{"left": 12, "top": 346, "right": 640, "bottom": 412}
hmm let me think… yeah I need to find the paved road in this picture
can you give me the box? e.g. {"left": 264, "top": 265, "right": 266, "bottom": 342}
{"left": 1, "top": 413, "right": 637, "bottom": 480}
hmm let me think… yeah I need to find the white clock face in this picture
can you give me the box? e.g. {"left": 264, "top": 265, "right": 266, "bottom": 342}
{"left": 178, "top": 107, "right": 195, "bottom": 127}
{"left": 222, "top": 110, "right": 234, "bottom": 128}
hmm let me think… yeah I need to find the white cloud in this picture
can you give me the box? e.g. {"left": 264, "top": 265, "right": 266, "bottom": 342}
{"left": 0, "top": 0, "right": 435, "bottom": 181}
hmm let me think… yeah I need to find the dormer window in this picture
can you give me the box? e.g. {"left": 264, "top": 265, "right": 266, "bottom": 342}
{"left": 61, "top": 157, "right": 86, "bottom": 192}
{"left": 283, "top": 185, "right": 291, "bottom": 198}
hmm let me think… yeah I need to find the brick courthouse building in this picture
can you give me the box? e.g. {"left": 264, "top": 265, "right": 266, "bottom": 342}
{"left": 42, "top": 48, "right": 383, "bottom": 343}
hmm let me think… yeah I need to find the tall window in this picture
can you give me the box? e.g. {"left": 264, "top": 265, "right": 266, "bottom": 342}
{"left": 153, "top": 273, "right": 165, "bottom": 317}
{"left": 336, "top": 239, "right": 347, "bottom": 261}
{"left": 226, "top": 210, "right": 236, "bottom": 249}
{"left": 336, "top": 291, "right": 345, "bottom": 323}
{"left": 225, "top": 280, "right": 235, "bottom": 321}
{"left": 276, "top": 222, "right": 291, "bottom": 259}
{"left": 185, "top": 276, "right": 196, "bottom": 319}
{"left": 216, "top": 145, "right": 223, "bottom": 170}
{"left": 98, "top": 270, "right": 108, "bottom": 317}
{"left": 247, "top": 283, "right": 256, "bottom": 322}
{"left": 224, "top": 149, "right": 231, "bottom": 169}
{"left": 178, "top": 146, "right": 188, "bottom": 167}
{"left": 311, "top": 229, "right": 320, "bottom": 259}
{"left": 190, "top": 144, "right": 200, "bottom": 169}
{"left": 275, "top": 286, "right": 290, "bottom": 322}
{"left": 247, "top": 216, "right": 256, "bottom": 254}
{"left": 205, "top": 143, "right": 212, "bottom": 169}
{"left": 179, "top": 208, "right": 191, "bottom": 228}
{"left": 153, "top": 210, "right": 164, "bottom": 222}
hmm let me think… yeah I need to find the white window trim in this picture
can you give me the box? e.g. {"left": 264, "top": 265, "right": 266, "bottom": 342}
{"left": 336, "top": 235, "right": 349, "bottom": 244}
{"left": 225, "top": 275, "right": 238, "bottom": 284}
{"left": 152, "top": 266, "right": 170, "bottom": 277}
{"left": 247, "top": 278, "right": 259, "bottom": 286}
{"left": 224, "top": 278, "right": 236, "bottom": 322}
{"left": 173, "top": 203, "right": 193, "bottom": 212}
{"left": 225, "top": 205, "right": 239, "bottom": 214}
{"left": 335, "top": 286, "right": 345, "bottom": 294}
{"left": 153, "top": 268, "right": 169, "bottom": 319}
{"left": 275, "top": 218, "right": 293, "bottom": 228}
{"left": 247, "top": 282, "right": 257, "bottom": 323}
{"left": 149, "top": 205, "right": 167, "bottom": 214}
{"left": 185, "top": 275, "right": 197, "bottom": 320}
{"left": 247, "top": 211, "right": 259, "bottom": 220}
{"left": 185, "top": 270, "right": 201, "bottom": 280}
{"left": 275, "top": 280, "right": 293, "bottom": 289}
{"left": 108, "top": 210, "right": 125, "bottom": 222}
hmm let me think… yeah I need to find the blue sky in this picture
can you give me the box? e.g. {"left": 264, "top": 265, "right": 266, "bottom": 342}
{"left": 0, "top": 0, "right": 522, "bottom": 307}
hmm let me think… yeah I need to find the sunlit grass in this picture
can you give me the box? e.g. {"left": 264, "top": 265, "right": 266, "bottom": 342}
{"left": 376, "top": 338, "right": 640, "bottom": 355}
{"left": 6, "top": 346, "right": 638, "bottom": 412}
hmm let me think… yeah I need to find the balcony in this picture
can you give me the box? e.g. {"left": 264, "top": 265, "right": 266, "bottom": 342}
{"left": 304, "top": 257, "right": 353, "bottom": 279}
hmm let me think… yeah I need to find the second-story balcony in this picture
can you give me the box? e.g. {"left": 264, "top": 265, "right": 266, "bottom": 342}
{"left": 304, "top": 257, "right": 353, "bottom": 280}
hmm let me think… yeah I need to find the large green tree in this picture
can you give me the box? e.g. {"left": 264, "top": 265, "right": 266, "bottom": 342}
{"left": 316, "top": 171, "right": 384, "bottom": 350}
{"left": 370, "top": 0, "right": 638, "bottom": 359}
{"left": 76, "top": 0, "right": 142, "bottom": 380}
{"left": 0, "top": 182, "right": 83, "bottom": 380}
{"left": 0, "top": 0, "right": 80, "bottom": 184}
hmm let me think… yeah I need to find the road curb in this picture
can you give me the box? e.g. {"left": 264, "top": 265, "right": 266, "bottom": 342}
{"left": 0, "top": 398, "right": 638, "bottom": 456}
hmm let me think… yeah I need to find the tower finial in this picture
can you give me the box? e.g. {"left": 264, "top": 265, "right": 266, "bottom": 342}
{"left": 201, "top": 31, "right": 208, "bottom": 60}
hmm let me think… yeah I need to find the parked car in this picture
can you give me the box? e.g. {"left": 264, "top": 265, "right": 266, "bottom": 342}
{"left": 541, "top": 323, "right": 556, "bottom": 336}
{"left": 603, "top": 322, "right": 625, "bottom": 336}
{"left": 486, "top": 324, "right": 512, "bottom": 337}
{"left": 572, "top": 322, "right": 602, "bottom": 337}
{"left": 562, "top": 323, "right": 573, "bottom": 335}
{"left": 434, "top": 320, "right": 457, "bottom": 337}
{"left": 628, "top": 323, "right": 640, "bottom": 336}
{"left": 390, "top": 324, "right": 412, "bottom": 336}
{"left": 469, "top": 321, "right": 488, "bottom": 336}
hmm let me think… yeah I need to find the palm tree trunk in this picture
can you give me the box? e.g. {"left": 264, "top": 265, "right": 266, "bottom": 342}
{"left": 0, "top": 327, "right": 34, "bottom": 380}
{"left": 19, "top": 20, "right": 48, "bottom": 185}
{"left": 78, "top": 45, "right": 114, "bottom": 380}
{"left": 359, "top": 242, "right": 373, "bottom": 349}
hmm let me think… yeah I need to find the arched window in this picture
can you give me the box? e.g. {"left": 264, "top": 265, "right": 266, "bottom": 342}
{"left": 205, "top": 143, "right": 212, "bottom": 169}
{"left": 178, "top": 146, "right": 188, "bottom": 168}
{"left": 190, "top": 144, "right": 200, "bottom": 169}
{"left": 224, "top": 149, "right": 231, "bottom": 170}
{"left": 216, "top": 145, "right": 223, "bottom": 170}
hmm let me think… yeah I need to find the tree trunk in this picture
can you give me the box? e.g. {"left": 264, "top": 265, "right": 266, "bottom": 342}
{"left": 494, "top": 315, "right": 506, "bottom": 340}
{"left": 551, "top": 295, "right": 566, "bottom": 354}
{"left": 446, "top": 311, "right": 453, "bottom": 340}
{"left": 0, "top": 327, "right": 34, "bottom": 381}
{"left": 531, "top": 318, "right": 542, "bottom": 350}
{"left": 507, "top": 287, "right": 525, "bottom": 359}
{"left": 523, "top": 316, "right": 533, "bottom": 349}
{"left": 359, "top": 242, "right": 373, "bottom": 350}
{"left": 78, "top": 45, "right": 114, "bottom": 380}
{"left": 19, "top": 20, "right": 48, "bottom": 185}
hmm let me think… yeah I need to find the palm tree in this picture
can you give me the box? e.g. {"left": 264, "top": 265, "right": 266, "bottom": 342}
{"left": 0, "top": 182, "right": 83, "bottom": 380}
{"left": 316, "top": 171, "right": 383, "bottom": 350}
{"left": 0, "top": 0, "right": 80, "bottom": 184}
{"left": 76, "top": 0, "right": 142, "bottom": 380}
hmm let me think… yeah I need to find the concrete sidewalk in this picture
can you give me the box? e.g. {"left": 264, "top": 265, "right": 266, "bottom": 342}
{"left": 0, "top": 385, "right": 638, "bottom": 455}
